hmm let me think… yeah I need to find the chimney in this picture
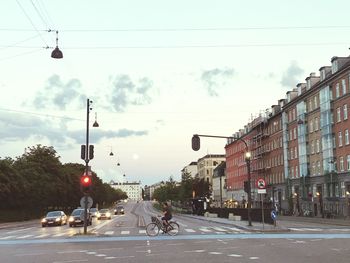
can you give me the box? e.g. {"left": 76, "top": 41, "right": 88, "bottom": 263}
{"left": 305, "top": 72, "right": 320, "bottom": 90}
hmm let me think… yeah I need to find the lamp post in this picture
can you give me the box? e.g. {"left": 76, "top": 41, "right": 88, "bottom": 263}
{"left": 82, "top": 98, "right": 99, "bottom": 234}
{"left": 191, "top": 134, "right": 252, "bottom": 226}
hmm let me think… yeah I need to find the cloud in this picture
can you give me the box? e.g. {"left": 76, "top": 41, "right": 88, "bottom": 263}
{"left": 201, "top": 67, "right": 235, "bottom": 96}
{"left": 281, "top": 61, "right": 304, "bottom": 88}
{"left": 108, "top": 75, "right": 154, "bottom": 112}
{"left": 0, "top": 111, "right": 148, "bottom": 146}
{"left": 30, "top": 74, "right": 86, "bottom": 110}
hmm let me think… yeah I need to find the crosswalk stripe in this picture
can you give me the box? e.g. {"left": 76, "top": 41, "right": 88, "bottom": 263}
{"left": 104, "top": 231, "right": 114, "bottom": 235}
{"left": 139, "top": 230, "right": 146, "bottom": 234}
{"left": 199, "top": 228, "right": 212, "bottom": 232}
{"left": 0, "top": 236, "right": 15, "bottom": 240}
{"left": 53, "top": 233, "right": 66, "bottom": 237}
{"left": 6, "top": 227, "right": 33, "bottom": 234}
{"left": 34, "top": 234, "right": 50, "bottom": 239}
{"left": 176, "top": 221, "right": 187, "bottom": 227}
{"left": 16, "top": 235, "right": 33, "bottom": 239}
{"left": 224, "top": 227, "right": 244, "bottom": 232}
{"left": 121, "top": 231, "right": 130, "bottom": 235}
{"left": 212, "top": 227, "right": 226, "bottom": 232}
{"left": 184, "top": 229, "right": 196, "bottom": 233}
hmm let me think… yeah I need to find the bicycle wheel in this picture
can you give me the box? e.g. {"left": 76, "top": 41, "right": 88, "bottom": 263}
{"left": 167, "top": 222, "right": 179, "bottom": 236}
{"left": 146, "top": 222, "right": 160, "bottom": 236}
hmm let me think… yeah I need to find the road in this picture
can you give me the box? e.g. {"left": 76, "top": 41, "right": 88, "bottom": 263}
{"left": 0, "top": 201, "right": 349, "bottom": 263}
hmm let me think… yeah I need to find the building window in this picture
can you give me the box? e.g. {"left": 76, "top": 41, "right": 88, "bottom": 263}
{"left": 317, "top": 161, "right": 321, "bottom": 175}
{"left": 340, "top": 156, "right": 344, "bottom": 172}
{"left": 295, "top": 146, "right": 298, "bottom": 158}
{"left": 295, "top": 166, "right": 298, "bottom": 177}
{"left": 293, "top": 127, "right": 297, "bottom": 139}
{"left": 344, "top": 104, "right": 348, "bottom": 120}
{"left": 316, "top": 140, "right": 320, "bottom": 153}
{"left": 342, "top": 79, "right": 347, "bottom": 95}
{"left": 347, "top": 155, "right": 350, "bottom": 170}
{"left": 309, "top": 120, "right": 314, "bottom": 133}
{"left": 315, "top": 117, "right": 319, "bottom": 131}
{"left": 309, "top": 100, "right": 313, "bottom": 112}
{"left": 290, "top": 148, "right": 294, "bottom": 159}
{"left": 345, "top": 129, "right": 349, "bottom": 145}
{"left": 312, "top": 162, "right": 316, "bottom": 176}
{"left": 314, "top": 96, "right": 318, "bottom": 108}
{"left": 337, "top": 107, "right": 341, "bottom": 122}
{"left": 336, "top": 83, "right": 340, "bottom": 98}
{"left": 293, "top": 109, "right": 296, "bottom": 120}
{"left": 339, "top": 131, "right": 343, "bottom": 147}
{"left": 311, "top": 140, "right": 315, "bottom": 154}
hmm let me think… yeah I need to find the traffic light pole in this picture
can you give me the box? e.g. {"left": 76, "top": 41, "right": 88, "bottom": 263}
{"left": 83, "top": 99, "right": 90, "bottom": 235}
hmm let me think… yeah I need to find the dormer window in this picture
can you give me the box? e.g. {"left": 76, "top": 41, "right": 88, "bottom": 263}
{"left": 332, "top": 59, "right": 338, "bottom": 74}
{"left": 320, "top": 69, "right": 326, "bottom": 81}
{"left": 306, "top": 78, "right": 311, "bottom": 90}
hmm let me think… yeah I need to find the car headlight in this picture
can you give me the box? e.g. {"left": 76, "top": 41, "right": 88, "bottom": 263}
{"left": 69, "top": 217, "right": 74, "bottom": 222}
{"left": 55, "top": 217, "right": 61, "bottom": 222}
{"left": 41, "top": 218, "right": 47, "bottom": 223}
{"left": 106, "top": 212, "right": 111, "bottom": 217}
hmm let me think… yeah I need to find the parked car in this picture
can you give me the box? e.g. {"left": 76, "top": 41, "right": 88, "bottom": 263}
{"left": 97, "top": 209, "right": 112, "bottom": 220}
{"left": 90, "top": 208, "right": 99, "bottom": 217}
{"left": 114, "top": 205, "right": 124, "bottom": 215}
{"left": 41, "top": 211, "right": 67, "bottom": 227}
{"left": 68, "top": 208, "right": 92, "bottom": 227}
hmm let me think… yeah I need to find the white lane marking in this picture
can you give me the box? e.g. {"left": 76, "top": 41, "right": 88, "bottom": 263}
{"left": 106, "top": 256, "right": 135, "bottom": 259}
{"left": 105, "top": 257, "right": 116, "bottom": 259}
{"left": 34, "top": 234, "right": 50, "bottom": 239}
{"left": 90, "top": 218, "right": 114, "bottom": 231}
{"left": 209, "top": 252, "right": 222, "bottom": 255}
{"left": 184, "top": 250, "right": 206, "bottom": 253}
{"left": 303, "top": 228, "right": 322, "bottom": 231}
{"left": 6, "top": 227, "right": 34, "bottom": 234}
{"left": 199, "top": 228, "right": 212, "bottom": 232}
{"left": 228, "top": 254, "right": 243, "bottom": 257}
{"left": 184, "top": 229, "right": 196, "bottom": 233}
{"left": 0, "top": 235, "right": 15, "bottom": 240}
{"left": 212, "top": 227, "right": 227, "bottom": 232}
{"left": 86, "top": 251, "right": 96, "bottom": 255}
{"left": 14, "top": 252, "right": 46, "bottom": 256}
{"left": 224, "top": 227, "right": 244, "bottom": 232}
{"left": 104, "top": 231, "right": 114, "bottom": 235}
{"left": 139, "top": 230, "right": 146, "bottom": 234}
{"left": 16, "top": 235, "right": 33, "bottom": 239}
{"left": 53, "top": 233, "right": 66, "bottom": 237}
{"left": 121, "top": 230, "right": 130, "bottom": 235}
{"left": 215, "top": 232, "right": 225, "bottom": 234}
{"left": 57, "top": 250, "right": 87, "bottom": 254}
{"left": 250, "top": 257, "right": 260, "bottom": 259}
{"left": 95, "top": 254, "right": 106, "bottom": 257}
{"left": 292, "top": 240, "right": 306, "bottom": 244}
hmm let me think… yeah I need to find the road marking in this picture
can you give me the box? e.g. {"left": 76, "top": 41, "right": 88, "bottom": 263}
{"left": 121, "top": 231, "right": 130, "bottom": 235}
{"left": 57, "top": 250, "right": 87, "bottom": 254}
{"left": 16, "top": 235, "right": 33, "bottom": 239}
{"left": 95, "top": 254, "right": 106, "bottom": 257}
{"left": 53, "top": 233, "right": 66, "bottom": 237}
{"left": 105, "top": 256, "right": 135, "bottom": 259}
{"left": 184, "top": 229, "right": 196, "bottom": 233}
{"left": 250, "top": 257, "right": 259, "bottom": 259}
{"left": 0, "top": 235, "right": 15, "bottom": 240}
{"left": 209, "top": 252, "right": 222, "bottom": 255}
{"left": 176, "top": 221, "right": 187, "bottom": 227}
{"left": 212, "top": 227, "right": 226, "bottom": 232}
{"left": 14, "top": 252, "right": 46, "bottom": 256}
{"left": 199, "top": 228, "right": 212, "bottom": 232}
{"left": 6, "top": 227, "right": 33, "bottom": 234}
{"left": 104, "top": 231, "right": 114, "bottom": 235}
{"left": 228, "top": 254, "right": 242, "bottom": 257}
{"left": 184, "top": 250, "right": 206, "bottom": 253}
{"left": 53, "top": 260, "right": 88, "bottom": 263}
{"left": 224, "top": 227, "right": 244, "bottom": 232}
{"left": 139, "top": 230, "right": 146, "bottom": 234}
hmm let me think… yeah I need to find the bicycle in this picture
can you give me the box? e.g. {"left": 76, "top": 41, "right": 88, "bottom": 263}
{"left": 146, "top": 216, "right": 180, "bottom": 236}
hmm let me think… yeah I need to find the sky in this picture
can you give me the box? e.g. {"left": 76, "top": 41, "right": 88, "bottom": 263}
{"left": 1, "top": 0, "right": 350, "bottom": 186}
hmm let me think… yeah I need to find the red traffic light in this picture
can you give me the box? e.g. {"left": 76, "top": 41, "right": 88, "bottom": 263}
{"left": 80, "top": 175, "right": 92, "bottom": 186}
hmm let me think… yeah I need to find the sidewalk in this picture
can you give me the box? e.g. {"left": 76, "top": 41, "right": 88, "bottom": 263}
{"left": 278, "top": 215, "right": 350, "bottom": 226}
{"left": 178, "top": 213, "right": 289, "bottom": 232}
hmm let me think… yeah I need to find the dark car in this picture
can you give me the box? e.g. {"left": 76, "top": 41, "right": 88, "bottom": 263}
{"left": 41, "top": 211, "right": 67, "bottom": 227}
{"left": 97, "top": 209, "right": 112, "bottom": 220}
{"left": 114, "top": 205, "right": 124, "bottom": 215}
{"left": 68, "top": 208, "right": 92, "bottom": 227}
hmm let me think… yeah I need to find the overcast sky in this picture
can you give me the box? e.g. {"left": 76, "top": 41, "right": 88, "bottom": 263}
{"left": 1, "top": 0, "right": 350, "bottom": 186}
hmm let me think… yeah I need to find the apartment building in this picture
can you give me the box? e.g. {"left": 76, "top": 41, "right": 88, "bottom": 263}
{"left": 197, "top": 154, "right": 225, "bottom": 185}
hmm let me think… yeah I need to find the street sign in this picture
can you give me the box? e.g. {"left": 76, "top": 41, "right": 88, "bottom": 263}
{"left": 258, "top": 189, "right": 267, "bottom": 194}
{"left": 271, "top": 210, "right": 277, "bottom": 221}
{"left": 80, "top": 196, "right": 93, "bottom": 209}
{"left": 257, "top": 178, "right": 266, "bottom": 189}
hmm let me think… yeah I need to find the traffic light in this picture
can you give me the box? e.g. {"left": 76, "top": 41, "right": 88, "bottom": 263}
{"left": 244, "top": 181, "right": 249, "bottom": 193}
{"left": 81, "top": 145, "right": 86, "bottom": 160}
{"left": 192, "top": 135, "right": 200, "bottom": 151}
{"left": 89, "top": 145, "right": 94, "bottom": 160}
{"left": 80, "top": 174, "right": 92, "bottom": 193}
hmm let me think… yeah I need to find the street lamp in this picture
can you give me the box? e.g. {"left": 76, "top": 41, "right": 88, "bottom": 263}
{"left": 51, "top": 31, "right": 63, "bottom": 59}
{"left": 191, "top": 134, "right": 252, "bottom": 226}
{"left": 82, "top": 98, "right": 99, "bottom": 234}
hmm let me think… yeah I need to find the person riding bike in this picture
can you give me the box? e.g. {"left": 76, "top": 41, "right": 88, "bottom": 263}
{"left": 161, "top": 202, "right": 172, "bottom": 232}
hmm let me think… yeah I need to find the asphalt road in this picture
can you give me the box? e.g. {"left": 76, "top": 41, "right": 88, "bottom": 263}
{"left": 1, "top": 201, "right": 350, "bottom": 263}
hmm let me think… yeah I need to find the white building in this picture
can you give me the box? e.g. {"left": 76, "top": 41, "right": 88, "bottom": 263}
{"left": 181, "top": 161, "right": 198, "bottom": 179}
{"left": 110, "top": 181, "right": 143, "bottom": 201}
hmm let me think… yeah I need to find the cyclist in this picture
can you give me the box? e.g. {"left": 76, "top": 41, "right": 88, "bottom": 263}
{"left": 161, "top": 202, "right": 172, "bottom": 231}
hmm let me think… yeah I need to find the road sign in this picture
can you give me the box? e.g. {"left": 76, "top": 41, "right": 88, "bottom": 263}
{"left": 80, "top": 196, "right": 93, "bottom": 209}
{"left": 271, "top": 210, "right": 277, "bottom": 221}
{"left": 257, "top": 178, "right": 266, "bottom": 189}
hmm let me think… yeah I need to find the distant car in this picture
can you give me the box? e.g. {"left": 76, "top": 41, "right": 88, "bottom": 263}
{"left": 41, "top": 211, "right": 67, "bottom": 227}
{"left": 90, "top": 208, "right": 98, "bottom": 217}
{"left": 68, "top": 209, "right": 92, "bottom": 227}
{"left": 97, "top": 209, "right": 112, "bottom": 220}
{"left": 114, "top": 205, "right": 124, "bottom": 215}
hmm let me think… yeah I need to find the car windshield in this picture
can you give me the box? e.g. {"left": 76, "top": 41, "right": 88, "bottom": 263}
{"left": 100, "top": 209, "right": 109, "bottom": 213}
{"left": 46, "top": 211, "right": 61, "bottom": 217}
{"left": 71, "top": 210, "right": 83, "bottom": 216}
{"left": 90, "top": 208, "right": 97, "bottom": 212}
{"left": 117, "top": 206, "right": 123, "bottom": 209}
